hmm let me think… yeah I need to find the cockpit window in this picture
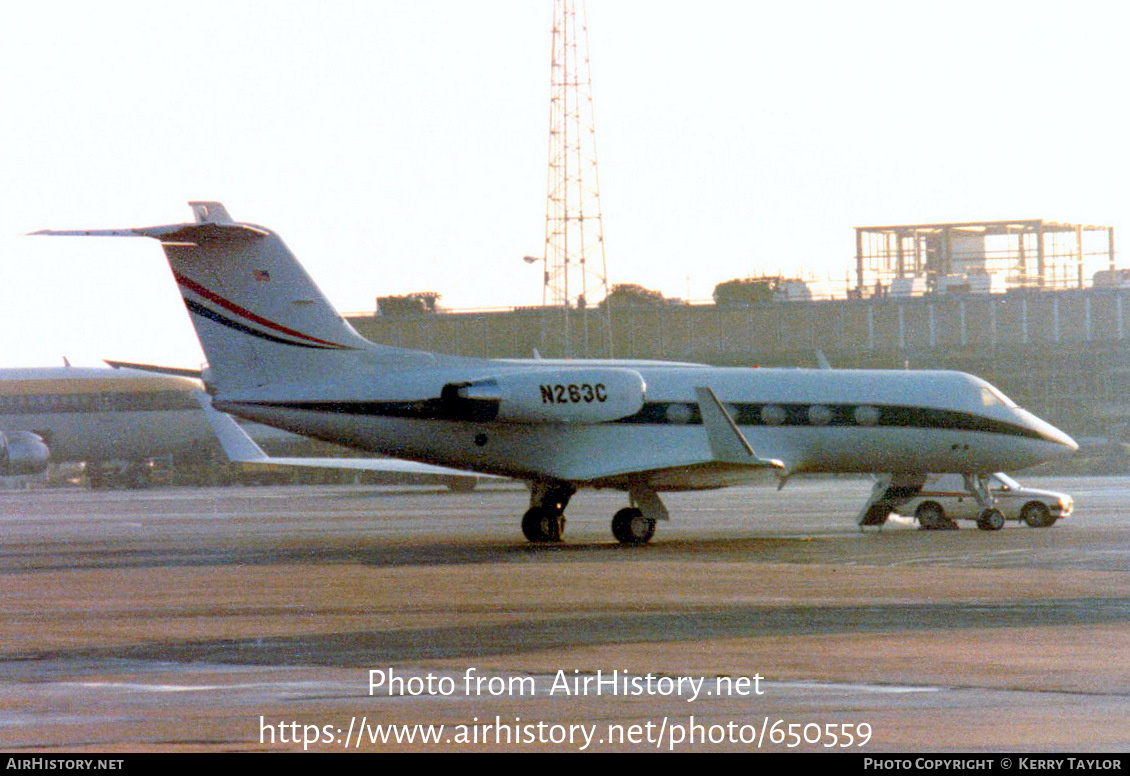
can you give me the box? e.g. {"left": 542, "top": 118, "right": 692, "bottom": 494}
{"left": 980, "top": 385, "right": 1017, "bottom": 408}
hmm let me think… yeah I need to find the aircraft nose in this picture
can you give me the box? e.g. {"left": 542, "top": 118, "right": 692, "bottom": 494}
{"left": 1039, "top": 424, "right": 1075, "bottom": 456}
{"left": 1049, "top": 425, "right": 1079, "bottom": 454}
{"left": 1020, "top": 409, "right": 1078, "bottom": 455}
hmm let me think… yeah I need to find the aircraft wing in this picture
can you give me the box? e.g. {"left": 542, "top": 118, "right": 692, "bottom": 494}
{"left": 193, "top": 393, "right": 499, "bottom": 480}
{"left": 558, "top": 386, "right": 790, "bottom": 488}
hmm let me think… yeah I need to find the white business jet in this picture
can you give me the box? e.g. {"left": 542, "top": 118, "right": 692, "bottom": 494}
{"left": 37, "top": 203, "right": 1078, "bottom": 542}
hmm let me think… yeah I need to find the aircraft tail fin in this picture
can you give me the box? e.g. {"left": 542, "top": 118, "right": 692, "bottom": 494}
{"left": 163, "top": 201, "right": 379, "bottom": 391}
{"left": 39, "top": 202, "right": 436, "bottom": 392}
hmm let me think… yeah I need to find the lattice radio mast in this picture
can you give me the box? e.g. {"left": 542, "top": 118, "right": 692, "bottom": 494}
{"left": 540, "top": 0, "right": 612, "bottom": 358}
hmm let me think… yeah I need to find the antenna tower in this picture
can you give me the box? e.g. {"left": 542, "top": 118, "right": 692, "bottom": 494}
{"left": 541, "top": 0, "right": 612, "bottom": 357}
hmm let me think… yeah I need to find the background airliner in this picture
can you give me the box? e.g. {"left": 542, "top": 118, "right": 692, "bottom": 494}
{"left": 38, "top": 203, "right": 1078, "bottom": 541}
{"left": 0, "top": 365, "right": 213, "bottom": 487}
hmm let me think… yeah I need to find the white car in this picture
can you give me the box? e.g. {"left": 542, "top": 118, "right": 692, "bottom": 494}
{"left": 895, "top": 473, "right": 1074, "bottom": 531}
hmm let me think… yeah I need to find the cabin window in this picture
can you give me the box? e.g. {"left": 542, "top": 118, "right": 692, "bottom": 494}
{"left": 808, "top": 405, "right": 832, "bottom": 426}
{"left": 853, "top": 405, "right": 880, "bottom": 426}
{"left": 665, "top": 404, "right": 693, "bottom": 425}
{"left": 759, "top": 404, "right": 786, "bottom": 426}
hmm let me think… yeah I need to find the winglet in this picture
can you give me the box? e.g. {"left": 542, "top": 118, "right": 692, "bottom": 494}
{"left": 694, "top": 387, "right": 784, "bottom": 469}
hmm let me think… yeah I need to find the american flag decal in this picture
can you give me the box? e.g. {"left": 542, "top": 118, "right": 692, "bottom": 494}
{"left": 253, "top": 270, "right": 271, "bottom": 282}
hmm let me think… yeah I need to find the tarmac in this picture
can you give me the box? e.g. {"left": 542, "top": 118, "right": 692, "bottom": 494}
{"left": 0, "top": 476, "right": 1128, "bottom": 752}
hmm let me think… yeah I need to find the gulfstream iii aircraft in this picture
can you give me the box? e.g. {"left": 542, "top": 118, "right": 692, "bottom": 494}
{"left": 38, "top": 203, "right": 1078, "bottom": 543}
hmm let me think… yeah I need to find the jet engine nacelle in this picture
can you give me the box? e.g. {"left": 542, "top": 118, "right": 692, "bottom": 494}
{"left": 449, "top": 368, "right": 646, "bottom": 423}
{"left": 0, "top": 431, "right": 50, "bottom": 476}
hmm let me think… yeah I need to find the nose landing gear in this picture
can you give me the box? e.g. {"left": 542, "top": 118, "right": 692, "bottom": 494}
{"left": 976, "top": 508, "right": 1006, "bottom": 531}
{"left": 965, "top": 474, "right": 1005, "bottom": 531}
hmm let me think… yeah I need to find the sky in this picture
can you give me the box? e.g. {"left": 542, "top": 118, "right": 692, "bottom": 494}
{"left": 2, "top": 0, "right": 1129, "bottom": 368}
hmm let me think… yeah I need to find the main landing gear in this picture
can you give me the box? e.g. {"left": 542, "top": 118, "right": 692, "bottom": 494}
{"left": 611, "top": 508, "right": 656, "bottom": 545}
{"left": 522, "top": 482, "right": 573, "bottom": 543}
{"left": 522, "top": 481, "right": 666, "bottom": 545}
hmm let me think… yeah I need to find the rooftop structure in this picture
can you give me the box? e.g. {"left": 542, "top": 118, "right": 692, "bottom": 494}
{"left": 854, "top": 219, "right": 1116, "bottom": 297}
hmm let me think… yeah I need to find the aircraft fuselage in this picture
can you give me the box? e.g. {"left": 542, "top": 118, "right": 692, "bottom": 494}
{"left": 214, "top": 362, "right": 1076, "bottom": 490}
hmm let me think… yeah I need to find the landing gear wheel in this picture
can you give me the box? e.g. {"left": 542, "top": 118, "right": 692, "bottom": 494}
{"left": 612, "top": 507, "right": 656, "bottom": 545}
{"left": 522, "top": 507, "right": 565, "bottom": 543}
{"left": 1021, "top": 502, "right": 1055, "bottom": 528}
{"left": 915, "top": 502, "right": 957, "bottom": 531}
{"left": 976, "top": 508, "right": 1006, "bottom": 531}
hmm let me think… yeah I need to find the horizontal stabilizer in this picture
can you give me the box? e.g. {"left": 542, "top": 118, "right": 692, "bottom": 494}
{"left": 34, "top": 204, "right": 261, "bottom": 241}
{"left": 193, "top": 393, "right": 496, "bottom": 480}
{"left": 694, "top": 387, "right": 785, "bottom": 470}
{"left": 105, "top": 360, "right": 204, "bottom": 380}
{"left": 33, "top": 222, "right": 270, "bottom": 242}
